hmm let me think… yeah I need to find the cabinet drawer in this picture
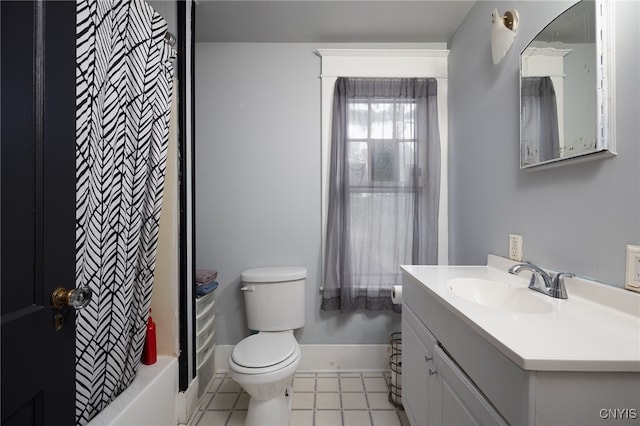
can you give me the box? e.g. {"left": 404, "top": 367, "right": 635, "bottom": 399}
{"left": 196, "top": 314, "right": 215, "bottom": 349}
{"left": 195, "top": 291, "right": 215, "bottom": 316}
{"left": 196, "top": 329, "right": 216, "bottom": 367}
{"left": 197, "top": 346, "right": 215, "bottom": 398}
{"left": 195, "top": 297, "right": 215, "bottom": 330}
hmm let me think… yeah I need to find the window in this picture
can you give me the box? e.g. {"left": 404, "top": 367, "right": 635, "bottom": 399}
{"left": 347, "top": 98, "right": 417, "bottom": 186}
{"left": 322, "top": 77, "right": 441, "bottom": 312}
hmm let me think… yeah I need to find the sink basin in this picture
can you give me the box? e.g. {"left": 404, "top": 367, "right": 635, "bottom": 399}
{"left": 447, "top": 278, "right": 553, "bottom": 314}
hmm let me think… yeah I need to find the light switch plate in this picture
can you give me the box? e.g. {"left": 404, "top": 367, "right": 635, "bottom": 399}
{"left": 625, "top": 245, "right": 640, "bottom": 293}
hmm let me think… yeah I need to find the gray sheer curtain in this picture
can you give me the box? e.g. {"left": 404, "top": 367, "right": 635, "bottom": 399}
{"left": 322, "top": 77, "right": 440, "bottom": 313}
{"left": 521, "top": 77, "right": 560, "bottom": 165}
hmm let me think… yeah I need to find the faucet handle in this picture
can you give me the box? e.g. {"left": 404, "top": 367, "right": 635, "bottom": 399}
{"left": 550, "top": 272, "right": 574, "bottom": 299}
{"left": 553, "top": 272, "right": 575, "bottom": 284}
{"left": 526, "top": 273, "right": 539, "bottom": 289}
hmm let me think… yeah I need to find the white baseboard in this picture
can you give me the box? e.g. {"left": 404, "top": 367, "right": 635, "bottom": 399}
{"left": 214, "top": 344, "right": 392, "bottom": 373}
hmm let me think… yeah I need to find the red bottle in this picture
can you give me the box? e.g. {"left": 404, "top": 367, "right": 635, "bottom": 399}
{"left": 141, "top": 310, "right": 157, "bottom": 365}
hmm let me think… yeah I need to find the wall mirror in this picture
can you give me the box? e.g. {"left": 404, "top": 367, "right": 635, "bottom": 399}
{"left": 519, "top": 0, "right": 615, "bottom": 169}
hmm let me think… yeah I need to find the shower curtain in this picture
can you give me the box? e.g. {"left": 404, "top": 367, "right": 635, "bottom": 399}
{"left": 74, "top": 0, "right": 175, "bottom": 424}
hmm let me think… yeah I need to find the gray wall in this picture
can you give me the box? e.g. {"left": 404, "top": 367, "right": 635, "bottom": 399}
{"left": 195, "top": 43, "right": 441, "bottom": 345}
{"left": 448, "top": 1, "right": 640, "bottom": 287}
{"left": 195, "top": 1, "right": 639, "bottom": 347}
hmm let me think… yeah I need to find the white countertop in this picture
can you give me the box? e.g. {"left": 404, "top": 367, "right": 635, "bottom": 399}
{"left": 401, "top": 255, "right": 640, "bottom": 372}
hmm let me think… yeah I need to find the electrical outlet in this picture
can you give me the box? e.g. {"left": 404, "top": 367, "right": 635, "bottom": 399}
{"left": 509, "top": 234, "right": 523, "bottom": 262}
{"left": 625, "top": 245, "right": 640, "bottom": 293}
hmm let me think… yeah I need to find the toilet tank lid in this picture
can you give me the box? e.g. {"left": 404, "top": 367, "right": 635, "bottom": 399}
{"left": 242, "top": 266, "right": 307, "bottom": 283}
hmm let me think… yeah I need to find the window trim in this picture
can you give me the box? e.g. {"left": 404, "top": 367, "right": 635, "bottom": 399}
{"left": 317, "top": 49, "right": 450, "bottom": 289}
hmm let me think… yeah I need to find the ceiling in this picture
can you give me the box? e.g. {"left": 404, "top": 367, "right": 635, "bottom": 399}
{"left": 195, "top": 1, "right": 476, "bottom": 43}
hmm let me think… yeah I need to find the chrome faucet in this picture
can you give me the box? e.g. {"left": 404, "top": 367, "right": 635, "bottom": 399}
{"left": 508, "top": 262, "right": 573, "bottom": 299}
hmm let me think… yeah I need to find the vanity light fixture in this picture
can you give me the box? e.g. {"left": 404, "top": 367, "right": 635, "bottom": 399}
{"left": 491, "top": 9, "right": 519, "bottom": 65}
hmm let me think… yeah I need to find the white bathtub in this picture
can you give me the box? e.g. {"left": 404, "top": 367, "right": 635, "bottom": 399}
{"left": 87, "top": 356, "right": 179, "bottom": 426}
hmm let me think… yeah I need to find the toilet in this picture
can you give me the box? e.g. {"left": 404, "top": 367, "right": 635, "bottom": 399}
{"left": 228, "top": 266, "right": 306, "bottom": 426}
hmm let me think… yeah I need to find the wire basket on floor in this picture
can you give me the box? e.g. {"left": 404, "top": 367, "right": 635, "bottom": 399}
{"left": 388, "top": 332, "right": 402, "bottom": 408}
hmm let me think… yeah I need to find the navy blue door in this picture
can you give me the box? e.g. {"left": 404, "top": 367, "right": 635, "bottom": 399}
{"left": 1, "top": 1, "right": 76, "bottom": 424}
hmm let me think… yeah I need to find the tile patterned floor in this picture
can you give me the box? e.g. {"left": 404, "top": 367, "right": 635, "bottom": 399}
{"left": 190, "top": 372, "right": 409, "bottom": 426}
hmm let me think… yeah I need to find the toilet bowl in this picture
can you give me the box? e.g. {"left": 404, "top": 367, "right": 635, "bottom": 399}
{"left": 229, "top": 331, "right": 301, "bottom": 426}
{"left": 229, "top": 267, "right": 307, "bottom": 426}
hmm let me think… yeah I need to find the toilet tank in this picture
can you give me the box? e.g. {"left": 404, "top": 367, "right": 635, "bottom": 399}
{"left": 241, "top": 266, "right": 306, "bottom": 331}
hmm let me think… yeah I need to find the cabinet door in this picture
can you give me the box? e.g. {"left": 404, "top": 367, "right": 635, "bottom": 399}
{"left": 432, "top": 345, "right": 508, "bottom": 426}
{"left": 402, "top": 307, "right": 439, "bottom": 426}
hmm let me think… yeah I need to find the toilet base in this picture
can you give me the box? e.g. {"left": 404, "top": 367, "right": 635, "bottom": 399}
{"left": 245, "top": 386, "right": 293, "bottom": 426}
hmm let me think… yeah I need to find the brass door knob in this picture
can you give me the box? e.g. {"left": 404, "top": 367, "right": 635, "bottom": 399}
{"left": 51, "top": 286, "right": 92, "bottom": 310}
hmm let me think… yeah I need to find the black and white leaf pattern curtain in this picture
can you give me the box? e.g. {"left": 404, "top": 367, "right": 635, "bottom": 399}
{"left": 75, "top": 0, "right": 175, "bottom": 424}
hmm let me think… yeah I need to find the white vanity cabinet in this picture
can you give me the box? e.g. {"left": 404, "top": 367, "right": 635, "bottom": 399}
{"left": 403, "top": 304, "right": 507, "bottom": 426}
{"left": 401, "top": 261, "right": 640, "bottom": 426}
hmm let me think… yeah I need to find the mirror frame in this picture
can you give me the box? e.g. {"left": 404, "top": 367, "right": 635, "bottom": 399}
{"left": 519, "top": 0, "right": 616, "bottom": 170}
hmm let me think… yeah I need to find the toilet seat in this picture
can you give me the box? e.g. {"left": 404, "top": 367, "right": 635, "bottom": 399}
{"left": 230, "top": 332, "right": 300, "bottom": 375}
